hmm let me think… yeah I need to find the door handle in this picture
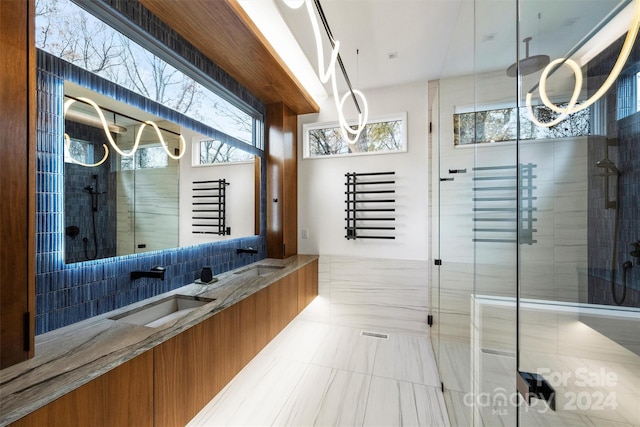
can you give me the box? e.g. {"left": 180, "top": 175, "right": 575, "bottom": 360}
{"left": 448, "top": 168, "right": 467, "bottom": 174}
{"left": 517, "top": 371, "right": 556, "bottom": 411}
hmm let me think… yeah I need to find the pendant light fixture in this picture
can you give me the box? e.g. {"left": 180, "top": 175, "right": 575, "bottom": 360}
{"left": 526, "top": 0, "right": 640, "bottom": 127}
{"left": 283, "top": 0, "right": 368, "bottom": 143}
{"left": 63, "top": 96, "right": 186, "bottom": 166}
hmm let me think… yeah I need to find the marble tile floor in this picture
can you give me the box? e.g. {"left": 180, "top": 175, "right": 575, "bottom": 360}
{"left": 188, "top": 304, "right": 449, "bottom": 427}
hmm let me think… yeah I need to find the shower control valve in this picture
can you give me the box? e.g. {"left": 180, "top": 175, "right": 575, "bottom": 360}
{"left": 631, "top": 241, "right": 640, "bottom": 265}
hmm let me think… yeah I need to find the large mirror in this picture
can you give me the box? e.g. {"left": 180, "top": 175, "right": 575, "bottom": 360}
{"left": 63, "top": 83, "right": 258, "bottom": 263}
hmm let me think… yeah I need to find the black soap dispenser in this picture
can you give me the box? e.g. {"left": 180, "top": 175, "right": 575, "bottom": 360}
{"left": 200, "top": 267, "right": 213, "bottom": 283}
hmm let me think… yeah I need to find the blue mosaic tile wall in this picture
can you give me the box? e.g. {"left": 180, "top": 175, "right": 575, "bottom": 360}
{"left": 36, "top": 25, "right": 268, "bottom": 333}
{"left": 587, "top": 35, "right": 640, "bottom": 307}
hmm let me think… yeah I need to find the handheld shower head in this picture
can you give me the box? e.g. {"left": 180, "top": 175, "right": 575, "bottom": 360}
{"left": 84, "top": 185, "right": 94, "bottom": 193}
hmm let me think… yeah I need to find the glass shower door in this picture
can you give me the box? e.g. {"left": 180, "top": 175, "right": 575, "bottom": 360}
{"left": 516, "top": 0, "right": 640, "bottom": 425}
{"left": 433, "top": 0, "right": 520, "bottom": 424}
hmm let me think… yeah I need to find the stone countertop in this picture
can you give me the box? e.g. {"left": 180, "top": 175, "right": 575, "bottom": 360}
{"left": 0, "top": 255, "right": 318, "bottom": 426}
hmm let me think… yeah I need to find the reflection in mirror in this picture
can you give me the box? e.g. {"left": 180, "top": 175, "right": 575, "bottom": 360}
{"left": 179, "top": 130, "right": 256, "bottom": 248}
{"left": 64, "top": 83, "right": 257, "bottom": 263}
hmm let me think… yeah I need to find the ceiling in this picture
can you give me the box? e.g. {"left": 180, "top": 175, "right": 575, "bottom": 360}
{"left": 249, "top": 0, "right": 630, "bottom": 96}
{"left": 133, "top": 0, "right": 632, "bottom": 112}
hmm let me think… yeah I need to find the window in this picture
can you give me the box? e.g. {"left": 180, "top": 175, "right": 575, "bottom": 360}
{"left": 197, "top": 139, "right": 255, "bottom": 165}
{"left": 303, "top": 113, "right": 407, "bottom": 158}
{"left": 64, "top": 138, "right": 94, "bottom": 164}
{"left": 36, "top": 0, "right": 259, "bottom": 147}
{"left": 121, "top": 146, "right": 169, "bottom": 170}
{"left": 453, "top": 104, "right": 590, "bottom": 146}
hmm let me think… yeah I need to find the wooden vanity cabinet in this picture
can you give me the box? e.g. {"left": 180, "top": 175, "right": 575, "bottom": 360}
{"left": 10, "top": 261, "right": 318, "bottom": 427}
{"left": 267, "top": 273, "right": 299, "bottom": 339}
{"left": 10, "top": 351, "right": 153, "bottom": 427}
{"left": 154, "top": 297, "right": 256, "bottom": 427}
{"left": 153, "top": 324, "right": 204, "bottom": 427}
{"left": 153, "top": 268, "right": 309, "bottom": 427}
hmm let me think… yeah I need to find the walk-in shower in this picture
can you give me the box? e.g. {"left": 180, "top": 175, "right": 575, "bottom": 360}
{"left": 431, "top": 0, "right": 639, "bottom": 425}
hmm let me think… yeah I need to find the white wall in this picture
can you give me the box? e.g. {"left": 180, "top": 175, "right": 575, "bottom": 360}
{"left": 179, "top": 129, "right": 256, "bottom": 247}
{"left": 116, "top": 161, "right": 179, "bottom": 255}
{"left": 297, "top": 82, "right": 430, "bottom": 261}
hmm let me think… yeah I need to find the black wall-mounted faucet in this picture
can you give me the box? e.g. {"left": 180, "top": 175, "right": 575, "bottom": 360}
{"left": 236, "top": 247, "right": 258, "bottom": 255}
{"left": 131, "top": 266, "right": 166, "bottom": 281}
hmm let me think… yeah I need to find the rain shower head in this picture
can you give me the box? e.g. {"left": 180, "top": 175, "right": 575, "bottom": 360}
{"left": 506, "top": 37, "right": 550, "bottom": 77}
{"left": 596, "top": 158, "right": 619, "bottom": 174}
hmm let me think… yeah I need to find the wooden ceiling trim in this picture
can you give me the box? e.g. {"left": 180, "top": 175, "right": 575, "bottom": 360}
{"left": 139, "top": 0, "right": 319, "bottom": 115}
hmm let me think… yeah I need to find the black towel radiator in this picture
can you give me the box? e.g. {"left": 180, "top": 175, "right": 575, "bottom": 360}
{"left": 192, "top": 179, "right": 230, "bottom": 236}
{"left": 345, "top": 171, "right": 396, "bottom": 240}
{"left": 472, "top": 164, "right": 537, "bottom": 244}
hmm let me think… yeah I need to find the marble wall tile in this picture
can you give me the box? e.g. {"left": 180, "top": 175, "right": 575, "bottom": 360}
{"left": 439, "top": 289, "right": 475, "bottom": 316}
{"left": 330, "top": 303, "right": 429, "bottom": 335}
{"left": 315, "top": 256, "right": 429, "bottom": 335}
{"left": 578, "top": 314, "right": 640, "bottom": 356}
{"left": 437, "top": 312, "right": 472, "bottom": 343}
{"left": 518, "top": 310, "right": 560, "bottom": 354}
{"left": 557, "top": 314, "right": 640, "bottom": 365}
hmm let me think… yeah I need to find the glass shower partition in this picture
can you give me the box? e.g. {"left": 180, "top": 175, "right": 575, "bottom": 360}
{"left": 432, "top": 0, "right": 640, "bottom": 425}
{"left": 432, "top": 0, "right": 519, "bottom": 424}
{"left": 517, "top": 0, "right": 640, "bottom": 425}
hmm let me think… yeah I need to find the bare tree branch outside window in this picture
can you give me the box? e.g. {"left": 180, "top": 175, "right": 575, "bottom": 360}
{"left": 307, "top": 118, "right": 405, "bottom": 158}
{"left": 36, "top": 0, "right": 255, "bottom": 147}
{"left": 200, "top": 140, "right": 254, "bottom": 164}
{"left": 453, "top": 104, "right": 590, "bottom": 145}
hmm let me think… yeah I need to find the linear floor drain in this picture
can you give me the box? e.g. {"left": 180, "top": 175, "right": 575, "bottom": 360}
{"left": 361, "top": 331, "right": 389, "bottom": 339}
{"left": 481, "top": 348, "right": 515, "bottom": 357}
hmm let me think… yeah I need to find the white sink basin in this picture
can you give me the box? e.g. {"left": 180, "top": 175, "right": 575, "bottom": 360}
{"left": 235, "top": 265, "right": 284, "bottom": 277}
{"left": 110, "top": 294, "right": 215, "bottom": 328}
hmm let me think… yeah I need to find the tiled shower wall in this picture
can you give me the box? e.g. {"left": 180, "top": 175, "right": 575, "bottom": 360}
{"left": 587, "top": 35, "right": 640, "bottom": 307}
{"left": 35, "top": 0, "right": 268, "bottom": 334}
{"left": 298, "top": 256, "right": 429, "bottom": 336}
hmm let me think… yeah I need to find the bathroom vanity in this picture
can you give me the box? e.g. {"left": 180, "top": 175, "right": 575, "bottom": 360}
{"left": 0, "top": 255, "right": 318, "bottom": 427}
